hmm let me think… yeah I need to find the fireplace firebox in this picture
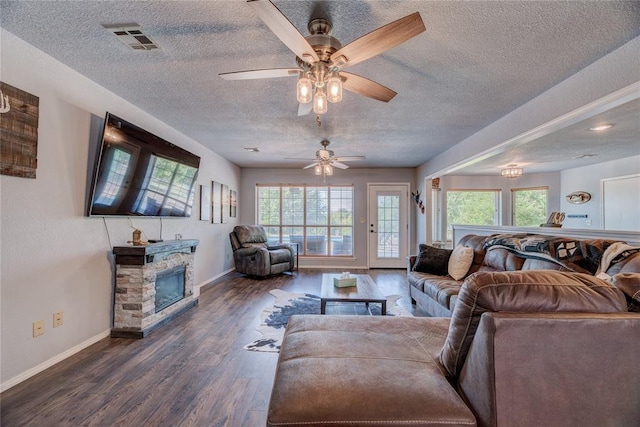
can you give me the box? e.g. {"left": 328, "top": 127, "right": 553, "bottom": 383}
{"left": 155, "top": 265, "right": 186, "bottom": 312}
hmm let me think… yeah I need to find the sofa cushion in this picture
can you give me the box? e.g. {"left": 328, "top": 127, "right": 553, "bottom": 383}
{"left": 481, "top": 247, "right": 525, "bottom": 272}
{"left": 611, "top": 273, "right": 640, "bottom": 312}
{"left": 422, "top": 277, "right": 464, "bottom": 310}
{"left": 439, "top": 270, "right": 627, "bottom": 378}
{"left": 268, "top": 315, "right": 477, "bottom": 427}
{"left": 448, "top": 245, "right": 474, "bottom": 280}
{"left": 521, "top": 257, "right": 570, "bottom": 271}
{"left": 413, "top": 245, "right": 452, "bottom": 275}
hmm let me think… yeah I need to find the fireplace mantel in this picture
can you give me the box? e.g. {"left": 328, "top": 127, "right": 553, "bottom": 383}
{"left": 111, "top": 239, "right": 199, "bottom": 338}
{"left": 113, "top": 239, "right": 199, "bottom": 265}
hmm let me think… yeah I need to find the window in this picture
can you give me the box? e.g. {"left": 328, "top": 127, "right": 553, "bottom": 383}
{"left": 512, "top": 187, "right": 548, "bottom": 227}
{"left": 257, "top": 185, "right": 353, "bottom": 256}
{"left": 446, "top": 189, "right": 501, "bottom": 240}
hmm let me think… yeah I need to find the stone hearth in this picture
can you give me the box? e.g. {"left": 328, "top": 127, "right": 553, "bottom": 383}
{"left": 112, "top": 239, "right": 199, "bottom": 338}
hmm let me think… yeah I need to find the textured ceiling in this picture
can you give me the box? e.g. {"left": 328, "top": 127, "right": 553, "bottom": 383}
{"left": 1, "top": 0, "right": 639, "bottom": 174}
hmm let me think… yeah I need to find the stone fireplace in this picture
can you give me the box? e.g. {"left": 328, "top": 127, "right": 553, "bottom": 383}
{"left": 111, "top": 239, "right": 199, "bottom": 338}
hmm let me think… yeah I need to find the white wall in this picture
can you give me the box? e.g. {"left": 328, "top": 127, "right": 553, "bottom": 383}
{"left": 561, "top": 155, "right": 640, "bottom": 230}
{"left": 0, "top": 30, "right": 240, "bottom": 390}
{"left": 240, "top": 167, "right": 416, "bottom": 268}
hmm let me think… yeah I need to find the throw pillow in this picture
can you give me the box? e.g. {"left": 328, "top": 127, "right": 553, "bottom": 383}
{"left": 413, "top": 246, "right": 452, "bottom": 276}
{"left": 448, "top": 245, "right": 474, "bottom": 280}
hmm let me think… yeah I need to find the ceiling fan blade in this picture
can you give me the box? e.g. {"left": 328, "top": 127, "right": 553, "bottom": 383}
{"left": 330, "top": 12, "right": 425, "bottom": 68}
{"left": 303, "top": 162, "right": 319, "bottom": 169}
{"left": 248, "top": 0, "right": 320, "bottom": 64}
{"left": 341, "top": 72, "right": 397, "bottom": 102}
{"left": 219, "top": 68, "right": 299, "bottom": 80}
{"left": 298, "top": 102, "right": 313, "bottom": 116}
{"left": 334, "top": 156, "right": 366, "bottom": 162}
{"left": 331, "top": 161, "right": 349, "bottom": 170}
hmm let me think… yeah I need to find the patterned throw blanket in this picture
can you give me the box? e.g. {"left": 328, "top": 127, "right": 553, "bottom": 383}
{"left": 483, "top": 234, "right": 621, "bottom": 274}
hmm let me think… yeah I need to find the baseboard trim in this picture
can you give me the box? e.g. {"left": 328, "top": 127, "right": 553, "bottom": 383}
{"left": 1, "top": 329, "right": 111, "bottom": 393}
{"left": 196, "top": 268, "right": 235, "bottom": 294}
{"left": 298, "top": 265, "right": 370, "bottom": 270}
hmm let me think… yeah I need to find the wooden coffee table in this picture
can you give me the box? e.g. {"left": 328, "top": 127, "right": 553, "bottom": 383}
{"left": 320, "top": 273, "right": 387, "bottom": 315}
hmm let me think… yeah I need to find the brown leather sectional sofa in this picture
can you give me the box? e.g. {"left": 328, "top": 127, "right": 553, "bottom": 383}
{"left": 408, "top": 233, "right": 640, "bottom": 317}
{"left": 267, "top": 234, "right": 640, "bottom": 426}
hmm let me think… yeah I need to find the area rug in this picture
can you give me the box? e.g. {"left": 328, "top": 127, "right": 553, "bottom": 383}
{"left": 244, "top": 289, "right": 412, "bottom": 352}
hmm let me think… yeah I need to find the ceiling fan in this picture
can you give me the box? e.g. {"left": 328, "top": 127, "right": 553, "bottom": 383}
{"left": 287, "top": 140, "right": 365, "bottom": 178}
{"left": 219, "top": 0, "right": 426, "bottom": 115}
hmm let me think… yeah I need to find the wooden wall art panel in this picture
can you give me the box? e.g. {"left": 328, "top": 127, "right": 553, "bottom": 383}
{"left": 0, "top": 82, "right": 39, "bottom": 178}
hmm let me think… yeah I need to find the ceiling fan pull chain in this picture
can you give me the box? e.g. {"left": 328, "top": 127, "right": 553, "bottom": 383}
{"left": 316, "top": 115, "right": 322, "bottom": 127}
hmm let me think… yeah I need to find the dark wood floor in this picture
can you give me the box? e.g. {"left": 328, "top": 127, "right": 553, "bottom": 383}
{"left": 1, "top": 269, "right": 420, "bottom": 426}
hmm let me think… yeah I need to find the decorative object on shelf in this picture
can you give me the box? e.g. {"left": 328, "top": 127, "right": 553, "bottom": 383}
{"left": 127, "top": 229, "right": 148, "bottom": 246}
{"left": 127, "top": 218, "right": 148, "bottom": 246}
{"left": 541, "top": 212, "right": 565, "bottom": 227}
{"left": 501, "top": 164, "right": 523, "bottom": 178}
{"left": 0, "top": 81, "right": 39, "bottom": 178}
{"left": 432, "top": 178, "right": 440, "bottom": 189}
{"left": 411, "top": 189, "right": 425, "bottom": 214}
{"left": 566, "top": 191, "right": 591, "bottom": 204}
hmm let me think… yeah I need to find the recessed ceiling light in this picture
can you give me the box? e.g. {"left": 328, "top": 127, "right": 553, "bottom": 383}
{"left": 244, "top": 147, "right": 260, "bottom": 152}
{"left": 589, "top": 124, "right": 613, "bottom": 131}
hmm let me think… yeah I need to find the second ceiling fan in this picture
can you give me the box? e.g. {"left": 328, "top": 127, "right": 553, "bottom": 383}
{"left": 219, "top": 0, "right": 426, "bottom": 115}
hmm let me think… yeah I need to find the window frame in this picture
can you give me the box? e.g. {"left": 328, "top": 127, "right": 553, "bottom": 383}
{"left": 256, "top": 184, "right": 354, "bottom": 257}
{"left": 511, "top": 186, "right": 549, "bottom": 227}
{"left": 445, "top": 188, "right": 502, "bottom": 241}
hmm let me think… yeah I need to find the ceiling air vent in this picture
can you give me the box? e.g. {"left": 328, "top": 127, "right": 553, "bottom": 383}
{"left": 103, "top": 23, "right": 159, "bottom": 50}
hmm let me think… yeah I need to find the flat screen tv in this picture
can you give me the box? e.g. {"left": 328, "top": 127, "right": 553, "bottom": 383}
{"left": 88, "top": 113, "right": 200, "bottom": 217}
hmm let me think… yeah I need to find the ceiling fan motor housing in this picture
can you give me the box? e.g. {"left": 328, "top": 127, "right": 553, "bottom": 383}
{"left": 297, "top": 18, "right": 342, "bottom": 67}
{"left": 317, "top": 140, "right": 334, "bottom": 159}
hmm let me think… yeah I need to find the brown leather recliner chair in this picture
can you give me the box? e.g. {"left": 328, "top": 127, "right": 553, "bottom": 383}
{"left": 229, "top": 225, "right": 294, "bottom": 277}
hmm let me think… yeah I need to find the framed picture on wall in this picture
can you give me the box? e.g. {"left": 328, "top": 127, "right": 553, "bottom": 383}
{"left": 222, "top": 183, "right": 230, "bottom": 223}
{"left": 199, "top": 185, "right": 211, "bottom": 221}
{"left": 212, "top": 181, "right": 222, "bottom": 224}
{"left": 230, "top": 189, "right": 237, "bottom": 218}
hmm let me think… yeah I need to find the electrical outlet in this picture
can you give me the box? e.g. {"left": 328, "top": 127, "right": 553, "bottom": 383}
{"left": 53, "top": 311, "right": 63, "bottom": 328}
{"left": 33, "top": 320, "right": 44, "bottom": 337}
{"left": 586, "top": 219, "right": 592, "bottom": 226}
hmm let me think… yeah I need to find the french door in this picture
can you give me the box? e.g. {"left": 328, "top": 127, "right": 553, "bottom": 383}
{"left": 368, "top": 184, "right": 409, "bottom": 268}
